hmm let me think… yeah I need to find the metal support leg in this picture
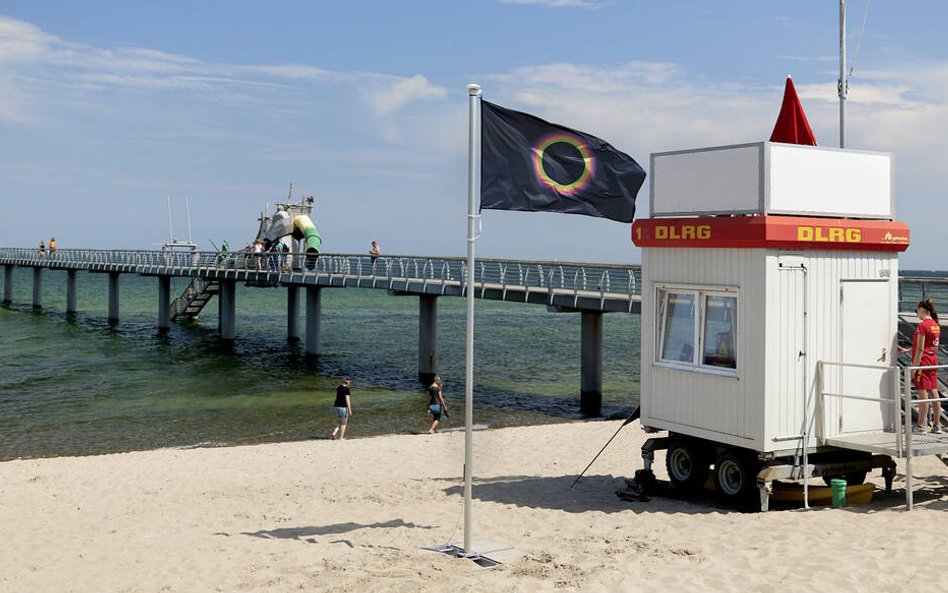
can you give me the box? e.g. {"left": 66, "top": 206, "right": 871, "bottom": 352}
{"left": 3, "top": 264, "right": 13, "bottom": 304}
{"left": 157, "top": 275, "right": 171, "bottom": 331}
{"left": 305, "top": 286, "right": 321, "bottom": 357}
{"left": 580, "top": 310, "right": 603, "bottom": 417}
{"left": 107, "top": 272, "right": 120, "bottom": 325}
{"left": 218, "top": 279, "right": 236, "bottom": 341}
{"left": 418, "top": 294, "right": 438, "bottom": 385}
{"left": 32, "top": 267, "right": 43, "bottom": 310}
{"left": 287, "top": 285, "right": 300, "bottom": 342}
{"left": 66, "top": 269, "right": 77, "bottom": 314}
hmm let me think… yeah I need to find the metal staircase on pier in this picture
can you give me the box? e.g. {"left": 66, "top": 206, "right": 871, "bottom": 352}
{"left": 171, "top": 278, "right": 220, "bottom": 321}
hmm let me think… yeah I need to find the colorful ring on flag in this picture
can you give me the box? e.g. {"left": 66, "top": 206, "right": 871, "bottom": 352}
{"left": 533, "top": 133, "right": 594, "bottom": 195}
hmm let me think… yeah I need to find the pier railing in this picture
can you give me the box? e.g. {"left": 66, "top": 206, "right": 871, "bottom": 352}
{"left": 0, "top": 247, "right": 642, "bottom": 302}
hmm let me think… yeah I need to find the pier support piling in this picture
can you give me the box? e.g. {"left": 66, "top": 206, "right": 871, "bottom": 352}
{"left": 32, "top": 267, "right": 44, "bottom": 310}
{"left": 157, "top": 275, "right": 171, "bottom": 331}
{"left": 418, "top": 295, "right": 438, "bottom": 385}
{"left": 305, "top": 286, "right": 322, "bottom": 357}
{"left": 218, "top": 280, "right": 236, "bottom": 341}
{"left": 287, "top": 285, "right": 300, "bottom": 342}
{"left": 580, "top": 310, "right": 603, "bottom": 417}
{"left": 66, "top": 269, "right": 78, "bottom": 314}
{"left": 3, "top": 264, "right": 13, "bottom": 304}
{"left": 108, "top": 272, "right": 120, "bottom": 325}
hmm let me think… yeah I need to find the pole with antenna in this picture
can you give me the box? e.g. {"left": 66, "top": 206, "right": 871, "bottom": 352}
{"left": 185, "top": 195, "right": 193, "bottom": 245}
{"left": 838, "top": 0, "right": 847, "bottom": 148}
{"left": 166, "top": 195, "right": 175, "bottom": 244}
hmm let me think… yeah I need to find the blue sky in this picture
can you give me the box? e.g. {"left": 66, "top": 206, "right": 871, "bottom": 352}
{"left": 1, "top": 1, "right": 947, "bottom": 267}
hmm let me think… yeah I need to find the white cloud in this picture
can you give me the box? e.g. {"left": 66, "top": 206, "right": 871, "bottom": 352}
{"left": 365, "top": 74, "right": 449, "bottom": 117}
{"left": 0, "top": 16, "right": 371, "bottom": 123}
{"left": 0, "top": 15, "right": 56, "bottom": 61}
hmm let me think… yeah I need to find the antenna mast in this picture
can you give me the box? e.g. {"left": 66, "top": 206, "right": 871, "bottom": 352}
{"left": 166, "top": 195, "right": 175, "bottom": 243}
{"left": 185, "top": 195, "right": 193, "bottom": 244}
{"left": 838, "top": 0, "right": 847, "bottom": 148}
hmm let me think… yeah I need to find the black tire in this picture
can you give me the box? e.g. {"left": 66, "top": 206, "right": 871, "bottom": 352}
{"left": 665, "top": 439, "right": 711, "bottom": 492}
{"left": 713, "top": 450, "right": 761, "bottom": 508}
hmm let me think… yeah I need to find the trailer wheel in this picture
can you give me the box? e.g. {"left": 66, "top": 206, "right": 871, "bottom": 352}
{"left": 665, "top": 439, "right": 710, "bottom": 492}
{"left": 713, "top": 450, "right": 760, "bottom": 507}
{"left": 821, "top": 471, "right": 867, "bottom": 487}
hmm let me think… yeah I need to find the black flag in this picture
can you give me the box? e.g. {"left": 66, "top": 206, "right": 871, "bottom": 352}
{"left": 480, "top": 100, "right": 645, "bottom": 223}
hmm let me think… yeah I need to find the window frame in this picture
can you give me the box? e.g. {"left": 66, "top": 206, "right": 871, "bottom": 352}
{"left": 655, "top": 284, "right": 739, "bottom": 377}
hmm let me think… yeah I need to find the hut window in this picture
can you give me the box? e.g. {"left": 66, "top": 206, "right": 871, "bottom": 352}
{"left": 701, "top": 295, "right": 737, "bottom": 369}
{"left": 659, "top": 291, "right": 696, "bottom": 364}
{"left": 657, "top": 287, "right": 738, "bottom": 374}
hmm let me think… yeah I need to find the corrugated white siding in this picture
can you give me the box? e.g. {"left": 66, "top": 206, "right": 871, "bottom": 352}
{"left": 767, "top": 251, "right": 899, "bottom": 451}
{"left": 640, "top": 248, "right": 766, "bottom": 449}
{"left": 641, "top": 247, "right": 898, "bottom": 455}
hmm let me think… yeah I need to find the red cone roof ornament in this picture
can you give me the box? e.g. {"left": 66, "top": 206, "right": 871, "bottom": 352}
{"left": 769, "top": 76, "right": 818, "bottom": 146}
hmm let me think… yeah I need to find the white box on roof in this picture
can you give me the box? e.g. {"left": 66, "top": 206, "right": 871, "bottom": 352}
{"left": 649, "top": 142, "right": 893, "bottom": 219}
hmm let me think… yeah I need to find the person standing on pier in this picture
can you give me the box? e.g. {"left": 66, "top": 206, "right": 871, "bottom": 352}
{"left": 427, "top": 376, "right": 448, "bottom": 434}
{"left": 38, "top": 240, "right": 45, "bottom": 259}
{"left": 48, "top": 237, "right": 57, "bottom": 258}
{"left": 369, "top": 241, "right": 381, "bottom": 270}
{"left": 908, "top": 299, "right": 942, "bottom": 433}
{"left": 331, "top": 377, "right": 353, "bottom": 440}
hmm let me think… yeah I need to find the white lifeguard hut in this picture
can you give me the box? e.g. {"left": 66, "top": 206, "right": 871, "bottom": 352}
{"left": 628, "top": 141, "right": 914, "bottom": 509}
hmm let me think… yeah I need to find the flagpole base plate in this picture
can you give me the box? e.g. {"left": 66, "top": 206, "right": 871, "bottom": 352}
{"left": 421, "top": 540, "right": 521, "bottom": 568}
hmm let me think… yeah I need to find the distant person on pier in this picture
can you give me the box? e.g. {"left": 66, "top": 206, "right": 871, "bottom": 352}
{"left": 277, "top": 240, "right": 289, "bottom": 271}
{"left": 427, "top": 375, "right": 448, "bottom": 434}
{"left": 217, "top": 240, "right": 229, "bottom": 264}
{"left": 252, "top": 240, "right": 264, "bottom": 271}
{"left": 38, "top": 240, "right": 45, "bottom": 259}
{"left": 369, "top": 241, "right": 381, "bottom": 271}
{"left": 331, "top": 377, "right": 353, "bottom": 440}
{"left": 263, "top": 238, "right": 276, "bottom": 271}
{"left": 904, "top": 299, "right": 942, "bottom": 433}
{"left": 48, "top": 237, "right": 57, "bottom": 258}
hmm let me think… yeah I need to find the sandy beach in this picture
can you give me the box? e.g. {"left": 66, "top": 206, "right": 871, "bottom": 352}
{"left": 2, "top": 420, "right": 947, "bottom": 593}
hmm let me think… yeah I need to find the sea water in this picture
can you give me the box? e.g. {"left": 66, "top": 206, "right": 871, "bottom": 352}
{"left": 0, "top": 267, "right": 640, "bottom": 460}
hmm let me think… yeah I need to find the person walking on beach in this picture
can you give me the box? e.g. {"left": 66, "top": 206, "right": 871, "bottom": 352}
{"left": 331, "top": 377, "right": 353, "bottom": 440}
{"left": 427, "top": 375, "right": 448, "bottom": 434}
{"left": 906, "top": 299, "right": 942, "bottom": 433}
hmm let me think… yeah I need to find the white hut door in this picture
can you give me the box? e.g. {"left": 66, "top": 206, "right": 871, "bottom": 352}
{"left": 839, "top": 280, "right": 891, "bottom": 433}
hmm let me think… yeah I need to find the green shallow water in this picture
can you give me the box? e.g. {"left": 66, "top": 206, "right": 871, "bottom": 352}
{"left": 0, "top": 267, "right": 640, "bottom": 459}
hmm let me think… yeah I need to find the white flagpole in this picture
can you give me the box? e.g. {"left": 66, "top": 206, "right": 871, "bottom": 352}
{"left": 463, "top": 83, "right": 481, "bottom": 556}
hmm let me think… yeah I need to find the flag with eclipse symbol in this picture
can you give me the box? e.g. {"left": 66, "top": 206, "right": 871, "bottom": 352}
{"left": 480, "top": 100, "right": 645, "bottom": 223}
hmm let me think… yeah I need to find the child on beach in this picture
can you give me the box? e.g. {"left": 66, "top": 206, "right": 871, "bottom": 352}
{"left": 331, "top": 377, "right": 353, "bottom": 440}
{"left": 427, "top": 376, "right": 448, "bottom": 434}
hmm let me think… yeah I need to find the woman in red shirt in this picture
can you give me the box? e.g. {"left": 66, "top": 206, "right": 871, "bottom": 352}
{"left": 911, "top": 299, "right": 942, "bottom": 433}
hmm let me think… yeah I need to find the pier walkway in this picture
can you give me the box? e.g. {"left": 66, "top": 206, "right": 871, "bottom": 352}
{"left": 0, "top": 248, "right": 642, "bottom": 313}
{"left": 1, "top": 248, "right": 641, "bottom": 415}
